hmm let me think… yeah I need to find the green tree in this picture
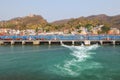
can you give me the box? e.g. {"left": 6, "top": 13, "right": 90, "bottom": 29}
{"left": 85, "top": 24, "right": 93, "bottom": 32}
{"left": 101, "top": 26, "right": 110, "bottom": 34}
{"left": 75, "top": 24, "right": 81, "bottom": 29}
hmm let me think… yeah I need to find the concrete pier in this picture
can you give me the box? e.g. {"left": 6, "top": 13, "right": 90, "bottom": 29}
{"left": 84, "top": 40, "right": 90, "bottom": 46}
{"left": 11, "top": 41, "right": 15, "bottom": 45}
{"left": 33, "top": 41, "right": 40, "bottom": 45}
{"left": 100, "top": 41, "right": 103, "bottom": 45}
{"left": 49, "top": 41, "right": 51, "bottom": 45}
{"left": 72, "top": 41, "right": 75, "bottom": 45}
{"left": 113, "top": 41, "right": 115, "bottom": 45}
{"left": 22, "top": 41, "right": 25, "bottom": 45}
{"left": 0, "top": 41, "right": 4, "bottom": 45}
{"left": 60, "top": 41, "right": 63, "bottom": 45}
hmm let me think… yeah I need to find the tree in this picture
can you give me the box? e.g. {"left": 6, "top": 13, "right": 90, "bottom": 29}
{"left": 85, "top": 24, "right": 93, "bottom": 32}
{"left": 101, "top": 26, "right": 110, "bottom": 34}
{"left": 75, "top": 24, "right": 81, "bottom": 29}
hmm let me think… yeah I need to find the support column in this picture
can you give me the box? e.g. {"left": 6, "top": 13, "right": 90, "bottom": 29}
{"left": 33, "top": 41, "right": 40, "bottom": 45}
{"left": 0, "top": 41, "right": 4, "bottom": 45}
{"left": 11, "top": 41, "right": 15, "bottom": 45}
{"left": 22, "top": 41, "right": 25, "bottom": 45}
{"left": 72, "top": 41, "right": 74, "bottom": 45}
{"left": 84, "top": 40, "right": 90, "bottom": 46}
{"left": 60, "top": 41, "right": 63, "bottom": 45}
{"left": 49, "top": 41, "right": 51, "bottom": 45}
{"left": 113, "top": 41, "right": 115, "bottom": 45}
{"left": 100, "top": 40, "right": 103, "bottom": 45}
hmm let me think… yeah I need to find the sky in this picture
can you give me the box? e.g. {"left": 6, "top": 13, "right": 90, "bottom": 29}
{"left": 0, "top": 0, "right": 120, "bottom": 22}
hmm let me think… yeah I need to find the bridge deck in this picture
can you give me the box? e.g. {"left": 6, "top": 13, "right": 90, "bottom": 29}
{"left": 0, "top": 40, "right": 120, "bottom": 45}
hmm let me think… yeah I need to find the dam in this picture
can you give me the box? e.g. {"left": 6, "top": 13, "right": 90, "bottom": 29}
{"left": 0, "top": 35, "right": 120, "bottom": 45}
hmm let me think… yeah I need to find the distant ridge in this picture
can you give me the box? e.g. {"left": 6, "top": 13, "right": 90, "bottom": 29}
{"left": 51, "top": 18, "right": 74, "bottom": 25}
{"left": 51, "top": 14, "right": 120, "bottom": 29}
{"left": 0, "top": 14, "right": 120, "bottom": 29}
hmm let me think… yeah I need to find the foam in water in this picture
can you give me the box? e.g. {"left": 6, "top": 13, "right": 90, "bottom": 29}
{"left": 53, "top": 44, "right": 102, "bottom": 76}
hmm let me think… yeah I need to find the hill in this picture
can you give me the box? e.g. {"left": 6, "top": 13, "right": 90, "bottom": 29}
{"left": 51, "top": 14, "right": 120, "bottom": 29}
{"left": 0, "top": 14, "right": 47, "bottom": 30}
{"left": 0, "top": 14, "right": 120, "bottom": 32}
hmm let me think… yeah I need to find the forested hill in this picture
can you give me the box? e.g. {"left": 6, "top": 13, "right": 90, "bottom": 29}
{"left": 0, "top": 14, "right": 47, "bottom": 30}
{"left": 51, "top": 14, "right": 120, "bottom": 29}
{"left": 0, "top": 14, "right": 120, "bottom": 31}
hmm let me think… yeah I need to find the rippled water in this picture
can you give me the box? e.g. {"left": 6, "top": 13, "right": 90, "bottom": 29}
{"left": 0, "top": 45, "right": 120, "bottom": 80}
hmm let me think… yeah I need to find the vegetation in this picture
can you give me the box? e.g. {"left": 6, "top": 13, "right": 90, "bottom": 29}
{"left": 0, "top": 14, "right": 119, "bottom": 34}
{"left": 0, "top": 15, "right": 47, "bottom": 30}
{"left": 101, "top": 26, "right": 110, "bottom": 34}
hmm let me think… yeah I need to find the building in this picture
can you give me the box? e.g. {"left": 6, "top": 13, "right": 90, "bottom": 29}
{"left": 108, "top": 28, "right": 120, "bottom": 35}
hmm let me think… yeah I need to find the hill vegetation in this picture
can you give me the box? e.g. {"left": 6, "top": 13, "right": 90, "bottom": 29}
{"left": 0, "top": 14, "right": 120, "bottom": 34}
{"left": 51, "top": 14, "right": 120, "bottom": 29}
{"left": 0, "top": 14, "right": 47, "bottom": 30}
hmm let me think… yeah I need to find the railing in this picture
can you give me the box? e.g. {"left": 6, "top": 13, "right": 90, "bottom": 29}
{"left": 0, "top": 35, "right": 120, "bottom": 40}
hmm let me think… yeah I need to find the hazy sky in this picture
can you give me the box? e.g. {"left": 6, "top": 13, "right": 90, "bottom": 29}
{"left": 0, "top": 0, "right": 120, "bottom": 22}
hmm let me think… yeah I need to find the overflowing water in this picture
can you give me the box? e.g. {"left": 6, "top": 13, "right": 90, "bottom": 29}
{"left": 0, "top": 45, "right": 120, "bottom": 80}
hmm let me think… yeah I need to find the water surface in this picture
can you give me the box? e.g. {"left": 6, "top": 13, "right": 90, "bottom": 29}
{"left": 0, "top": 45, "right": 120, "bottom": 80}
